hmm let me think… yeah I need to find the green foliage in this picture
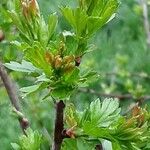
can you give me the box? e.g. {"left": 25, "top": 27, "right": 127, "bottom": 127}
{"left": 62, "top": 138, "right": 97, "bottom": 150}
{"left": 5, "top": 60, "right": 40, "bottom": 74}
{"left": 5, "top": 0, "right": 117, "bottom": 99}
{"left": 1, "top": 0, "right": 150, "bottom": 149}
{"left": 11, "top": 128, "right": 42, "bottom": 150}
{"left": 64, "top": 98, "right": 150, "bottom": 150}
{"left": 62, "top": 0, "right": 119, "bottom": 38}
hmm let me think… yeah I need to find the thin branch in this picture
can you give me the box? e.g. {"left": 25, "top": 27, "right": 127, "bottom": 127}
{"left": 141, "top": 0, "right": 150, "bottom": 48}
{"left": 79, "top": 88, "right": 150, "bottom": 101}
{"left": 0, "top": 60, "right": 29, "bottom": 134}
{"left": 0, "top": 82, "right": 3, "bottom": 87}
{"left": 52, "top": 100, "right": 65, "bottom": 150}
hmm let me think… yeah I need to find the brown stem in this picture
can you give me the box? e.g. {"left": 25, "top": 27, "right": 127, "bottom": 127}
{"left": 0, "top": 60, "right": 29, "bottom": 134}
{"left": 52, "top": 100, "right": 65, "bottom": 150}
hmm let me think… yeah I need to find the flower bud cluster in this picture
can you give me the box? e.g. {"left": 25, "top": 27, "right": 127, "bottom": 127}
{"left": 45, "top": 52, "right": 75, "bottom": 74}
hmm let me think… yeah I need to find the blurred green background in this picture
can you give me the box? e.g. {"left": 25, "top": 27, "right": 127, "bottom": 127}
{"left": 0, "top": 0, "right": 150, "bottom": 149}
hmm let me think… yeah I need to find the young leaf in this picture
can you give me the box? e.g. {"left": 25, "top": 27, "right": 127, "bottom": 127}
{"left": 63, "top": 67, "right": 80, "bottom": 83}
{"left": 5, "top": 60, "right": 40, "bottom": 74}
{"left": 24, "top": 42, "right": 52, "bottom": 76}
{"left": 89, "top": 98, "right": 121, "bottom": 127}
{"left": 11, "top": 128, "right": 42, "bottom": 150}
{"left": 20, "top": 83, "right": 43, "bottom": 98}
{"left": 62, "top": 138, "right": 96, "bottom": 150}
{"left": 61, "top": 7, "right": 88, "bottom": 37}
{"left": 48, "top": 13, "right": 58, "bottom": 41}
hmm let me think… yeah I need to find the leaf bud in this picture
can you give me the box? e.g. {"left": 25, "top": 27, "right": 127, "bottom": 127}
{"left": 66, "top": 128, "right": 75, "bottom": 139}
{"left": 75, "top": 56, "right": 81, "bottom": 66}
{"left": 20, "top": 117, "right": 29, "bottom": 130}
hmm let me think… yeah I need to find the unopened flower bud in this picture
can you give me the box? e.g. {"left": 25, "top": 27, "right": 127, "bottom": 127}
{"left": 54, "top": 56, "right": 62, "bottom": 69}
{"left": 63, "top": 55, "right": 75, "bottom": 64}
{"left": 21, "top": 0, "right": 40, "bottom": 18}
{"left": 63, "top": 64, "right": 75, "bottom": 74}
{"left": 45, "top": 51, "right": 54, "bottom": 66}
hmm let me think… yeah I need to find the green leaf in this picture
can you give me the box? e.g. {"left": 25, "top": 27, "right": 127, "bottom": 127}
{"left": 79, "top": 71, "right": 99, "bottom": 86}
{"left": 61, "top": 7, "right": 88, "bottom": 37}
{"left": 7, "top": 10, "right": 24, "bottom": 32}
{"left": 51, "top": 85, "right": 74, "bottom": 100}
{"left": 5, "top": 60, "right": 41, "bottom": 74}
{"left": 36, "top": 74, "right": 51, "bottom": 83}
{"left": 62, "top": 138, "right": 96, "bottom": 150}
{"left": 85, "top": 0, "right": 99, "bottom": 15}
{"left": 48, "top": 13, "right": 58, "bottom": 41}
{"left": 87, "top": 16, "right": 104, "bottom": 36}
{"left": 89, "top": 98, "right": 121, "bottom": 127}
{"left": 62, "top": 31, "right": 78, "bottom": 55}
{"left": 24, "top": 42, "right": 52, "bottom": 76}
{"left": 63, "top": 67, "right": 80, "bottom": 83}
{"left": 11, "top": 143, "right": 20, "bottom": 150}
{"left": 112, "top": 142, "right": 122, "bottom": 150}
{"left": 65, "top": 98, "right": 121, "bottom": 129}
{"left": 12, "top": 128, "right": 42, "bottom": 150}
{"left": 20, "top": 83, "right": 42, "bottom": 98}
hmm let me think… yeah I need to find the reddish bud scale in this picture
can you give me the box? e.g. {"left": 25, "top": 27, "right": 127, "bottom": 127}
{"left": 0, "top": 30, "right": 5, "bottom": 42}
{"left": 20, "top": 117, "right": 29, "bottom": 130}
{"left": 75, "top": 57, "right": 81, "bottom": 66}
{"left": 66, "top": 128, "right": 75, "bottom": 139}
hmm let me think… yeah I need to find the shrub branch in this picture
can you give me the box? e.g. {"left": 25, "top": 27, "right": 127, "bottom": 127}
{"left": 52, "top": 100, "right": 65, "bottom": 150}
{"left": 0, "top": 60, "right": 29, "bottom": 134}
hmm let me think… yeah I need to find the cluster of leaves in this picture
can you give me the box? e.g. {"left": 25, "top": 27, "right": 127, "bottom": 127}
{"left": 5, "top": 0, "right": 119, "bottom": 100}
{"left": 11, "top": 128, "right": 42, "bottom": 150}
{"left": 63, "top": 98, "right": 150, "bottom": 150}
{"left": 3, "top": 0, "right": 150, "bottom": 150}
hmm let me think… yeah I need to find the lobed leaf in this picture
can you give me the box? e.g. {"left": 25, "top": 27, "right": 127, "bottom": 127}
{"left": 5, "top": 60, "right": 40, "bottom": 74}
